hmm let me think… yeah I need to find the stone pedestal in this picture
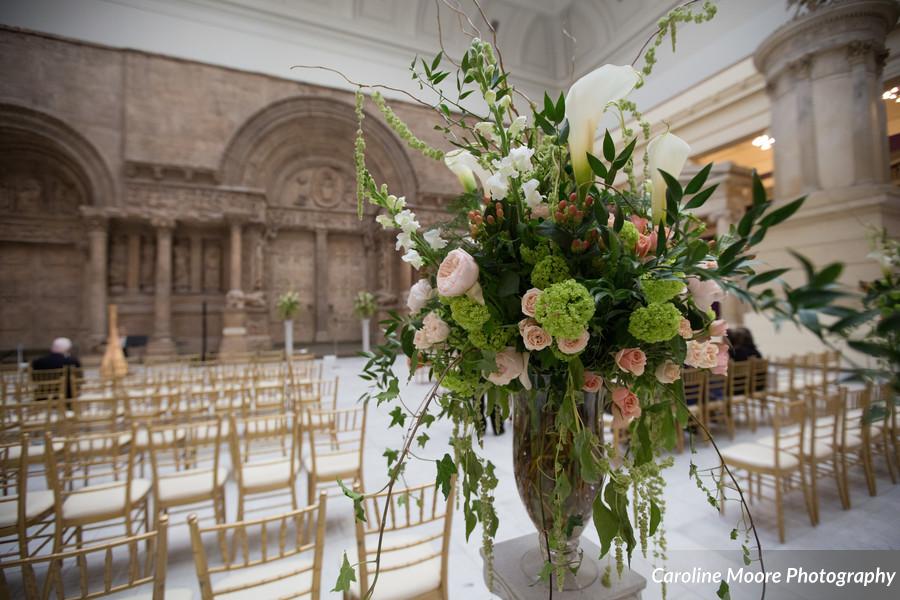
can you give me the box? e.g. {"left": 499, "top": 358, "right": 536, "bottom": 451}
{"left": 218, "top": 305, "right": 249, "bottom": 356}
{"left": 482, "top": 535, "right": 646, "bottom": 600}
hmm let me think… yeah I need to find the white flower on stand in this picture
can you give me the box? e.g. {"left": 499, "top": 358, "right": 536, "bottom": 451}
{"left": 401, "top": 249, "right": 424, "bottom": 269}
{"left": 485, "top": 172, "right": 509, "bottom": 200}
{"left": 394, "top": 209, "right": 420, "bottom": 233}
{"left": 424, "top": 229, "right": 448, "bottom": 250}
{"left": 522, "top": 179, "right": 543, "bottom": 209}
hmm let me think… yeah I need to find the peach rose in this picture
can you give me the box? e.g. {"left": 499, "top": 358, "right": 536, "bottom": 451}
{"left": 413, "top": 328, "right": 431, "bottom": 350}
{"left": 615, "top": 347, "right": 646, "bottom": 376}
{"left": 679, "top": 318, "right": 693, "bottom": 340}
{"left": 687, "top": 277, "right": 725, "bottom": 313}
{"left": 582, "top": 371, "right": 603, "bottom": 393}
{"left": 531, "top": 204, "right": 550, "bottom": 220}
{"left": 521, "top": 288, "right": 542, "bottom": 317}
{"left": 437, "top": 249, "right": 480, "bottom": 297}
{"left": 655, "top": 360, "right": 681, "bottom": 384}
{"left": 709, "top": 319, "right": 728, "bottom": 337}
{"left": 612, "top": 386, "right": 642, "bottom": 422}
{"left": 487, "top": 347, "right": 531, "bottom": 389}
{"left": 711, "top": 343, "right": 729, "bottom": 376}
{"left": 518, "top": 317, "right": 538, "bottom": 336}
{"left": 630, "top": 215, "right": 649, "bottom": 233}
{"left": 611, "top": 404, "right": 631, "bottom": 429}
{"left": 422, "top": 312, "right": 450, "bottom": 345}
{"left": 406, "top": 279, "right": 434, "bottom": 313}
{"left": 522, "top": 324, "right": 552, "bottom": 351}
{"left": 685, "top": 340, "right": 719, "bottom": 369}
{"left": 558, "top": 329, "right": 590, "bottom": 355}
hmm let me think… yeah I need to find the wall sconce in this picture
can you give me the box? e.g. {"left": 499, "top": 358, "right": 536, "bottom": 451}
{"left": 752, "top": 134, "right": 775, "bottom": 151}
{"left": 882, "top": 86, "right": 899, "bottom": 102}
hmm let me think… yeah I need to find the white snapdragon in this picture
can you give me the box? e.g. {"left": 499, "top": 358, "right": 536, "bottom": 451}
{"left": 375, "top": 214, "right": 394, "bottom": 229}
{"left": 498, "top": 94, "right": 512, "bottom": 110}
{"left": 401, "top": 249, "right": 424, "bottom": 269}
{"left": 492, "top": 156, "right": 517, "bottom": 180}
{"left": 485, "top": 172, "right": 509, "bottom": 200}
{"left": 522, "top": 178, "right": 543, "bottom": 209}
{"left": 386, "top": 194, "right": 406, "bottom": 211}
{"left": 444, "top": 149, "right": 490, "bottom": 192}
{"left": 423, "top": 229, "right": 448, "bottom": 250}
{"left": 508, "top": 115, "right": 527, "bottom": 138}
{"left": 395, "top": 231, "right": 414, "bottom": 251}
{"left": 474, "top": 121, "right": 498, "bottom": 142}
{"left": 394, "top": 209, "right": 420, "bottom": 234}
{"left": 508, "top": 146, "right": 534, "bottom": 174}
{"left": 484, "top": 90, "right": 497, "bottom": 105}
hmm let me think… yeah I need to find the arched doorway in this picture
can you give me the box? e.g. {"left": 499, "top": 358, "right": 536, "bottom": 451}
{"left": 221, "top": 96, "right": 419, "bottom": 348}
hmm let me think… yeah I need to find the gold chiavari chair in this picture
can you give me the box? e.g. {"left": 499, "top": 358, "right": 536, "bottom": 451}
{"left": 704, "top": 370, "right": 732, "bottom": 438}
{"left": 882, "top": 383, "right": 900, "bottom": 470}
{"left": 677, "top": 369, "right": 706, "bottom": 452}
{"left": 0, "top": 434, "right": 54, "bottom": 559}
{"left": 44, "top": 428, "right": 151, "bottom": 551}
{"left": 720, "top": 396, "right": 814, "bottom": 543}
{"left": 835, "top": 385, "right": 896, "bottom": 505}
{"left": 27, "top": 366, "right": 68, "bottom": 403}
{"left": 347, "top": 479, "right": 455, "bottom": 600}
{"left": 65, "top": 396, "right": 124, "bottom": 437}
{"left": 0, "top": 365, "right": 25, "bottom": 406}
{"left": 253, "top": 379, "right": 286, "bottom": 415}
{"left": 0, "top": 515, "right": 190, "bottom": 600}
{"left": 728, "top": 360, "right": 755, "bottom": 432}
{"left": 302, "top": 405, "right": 366, "bottom": 506}
{"left": 295, "top": 378, "right": 339, "bottom": 431}
{"left": 149, "top": 418, "right": 228, "bottom": 529}
{"left": 188, "top": 493, "right": 327, "bottom": 600}
{"left": 748, "top": 357, "right": 773, "bottom": 424}
{"left": 286, "top": 358, "right": 321, "bottom": 389}
{"left": 213, "top": 385, "right": 252, "bottom": 420}
{"left": 229, "top": 413, "right": 300, "bottom": 520}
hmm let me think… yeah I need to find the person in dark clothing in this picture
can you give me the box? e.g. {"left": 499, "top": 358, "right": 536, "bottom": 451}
{"left": 727, "top": 327, "right": 762, "bottom": 362}
{"left": 31, "top": 337, "right": 81, "bottom": 399}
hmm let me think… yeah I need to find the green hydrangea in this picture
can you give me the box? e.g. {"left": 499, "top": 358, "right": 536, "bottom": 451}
{"left": 531, "top": 255, "right": 570, "bottom": 289}
{"left": 619, "top": 221, "right": 639, "bottom": 250}
{"left": 448, "top": 296, "right": 490, "bottom": 332}
{"left": 533, "top": 279, "right": 595, "bottom": 339}
{"left": 551, "top": 346, "right": 581, "bottom": 362}
{"left": 443, "top": 370, "right": 480, "bottom": 396}
{"left": 469, "top": 327, "right": 515, "bottom": 352}
{"left": 641, "top": 277, "right": 685, "bottom": 304}
{"left": 628, "top": 302, "right": 682, "bottom": 343}
{"left": 520, "top": 241, "right": 551, "bottom": 265}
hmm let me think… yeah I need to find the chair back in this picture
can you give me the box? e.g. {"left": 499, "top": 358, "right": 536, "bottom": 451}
{"left": 0, "top": 514, "right": 169, "bottom": 600}
{"left": 66, "top": 396, "right": 122, "bottom": 434}
{"left": 292, "top": 378, "right": 337, "bottom": 413}
{"left": 305, "top": 405, "right": 366, "bottom": 475}
{"left": 842, "top": 384, "right": 874, "bottom": 447}
{"left": 771, "top": 396, "right": 807, "bottom": 470}
{"left": 148, "top": 418, "right": 224, "bottom": 499}
{"left": 188, "top": 495, "right": 327, "bottom": 600}
{"left": 728, "top": 360, "right": 752, "bottom": 398}
{"left": 28, "top": 366, "right": 67, "bottom": 402}
{"left": 807, "top": 387, "right": 843, "bottom": 455}
{"left": 681, "top": 369, "right": 706, "bottom": 411}
{"left": 354, "top": 480, "right": 455, "bottom": 598}
{"left": 229, "top": 414, "right": 298, "bottom": 488}
{"left": 748, "top": 357, "right": 770, "bottom": 398}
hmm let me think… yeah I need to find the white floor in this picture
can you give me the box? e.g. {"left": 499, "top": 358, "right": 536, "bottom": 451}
{"left": 18, "top": 356, "right": 900, "bottom": 599}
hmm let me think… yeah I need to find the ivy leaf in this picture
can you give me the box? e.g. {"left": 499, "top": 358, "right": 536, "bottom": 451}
{"left": 554, "top": 91, "right": 566, "bottom": 123}
{"left": 612, "top": 137, "right": 637, "bottom": 170}
{"left": 332, "top": 552, "right": 357, "bottom": 593}
{"left": 416, "top": 432, "right": 430, "bottom": 448}
{"left": 716, "top": 581, "right": 731, "bottom": 600}
{"left": 435, "top": 453, "right": 456, "bottom": 499}
{"left": 338, "top": 479, "right": 366, "bottom": 523}
{"left": 592, "top": 492, "right": 618, "bottom": 559}
{"left": 388, "top": 406, "right": 406, "bottom": 428}
{"left": 383, "top": 448, "right": 399, "bottom": 467}
{"left": 574, "top": 429, "right": 601, "bottom": 483}
{"left": 649, "top": 500, "right": 661, "bottom": 536}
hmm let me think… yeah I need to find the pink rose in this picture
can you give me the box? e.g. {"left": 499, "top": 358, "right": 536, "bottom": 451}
{"left": 612, "top": 386, "right": 642, "bottom": 420}
{"left": 582, "top": 371, "right": 603, "bottom": 393}
{"left": 655, "top": 360, "right": 681, "bottom": 384}
{"left": 421, "top": 312, "right": 449, "bottom": 345}
{"left": 521, "top": 288, "right": 542, "bottom": 317}
{"left": 635, "top": 233, "right": 653, "bottom": 258}
{"left": 709, "top": 319, "right": 728, "bottom": 337}
{"left": 522, "top": 324, "right": 552, "bottom": 351}
{"left": 687, "top": 277, "right": 725, "bottom": 313}
{"left": 413, "top": 328, "right": 431, "bottom": 350}
{"left": 685, "top": 340, "right": 719, "bottom": 369}
{"left": 611, "top": 404, "right": 631, "bottom": 429}
{"left": 630, "top": 215, "right": 649, "bottom": 233}
{"left": 557, "top": 329, "right": 589, "bottom": 355}
{"left": 615, "top": 347, "right": 646, "bottom": 376}
{"left": 487, "top": 347, "right": 532, "bottom": 389}
{"left": 437, "top": 249, "right": 480, "bottom": 297}
{"left": 531, "top": 204, "right": 550, "bottom": 220}
{"left": 518, "top": 317, "right": 537, "bottom": 336}
{"left": 679, "top": 318, "right": 693, "bottom": 340}
{"left": 711, "top": 343, "right": 729, "bottom": 376}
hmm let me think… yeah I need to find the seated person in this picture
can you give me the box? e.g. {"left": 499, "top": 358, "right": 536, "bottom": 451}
{"left": 31, "top": 337, "right": 81, "bottom": 399}
{"left": 727, "top": 327, "right": 764, "bottom": 393}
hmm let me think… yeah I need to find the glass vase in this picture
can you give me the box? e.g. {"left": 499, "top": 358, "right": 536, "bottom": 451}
{"left": 512, "top": 384, "right": 604, "bottom": 590}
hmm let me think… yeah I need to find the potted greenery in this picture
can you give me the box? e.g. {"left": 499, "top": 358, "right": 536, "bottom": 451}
{"left": 276, "top": 290, "right": 301, "bottom": 357}
{"left": 353, "top": 291, "right": 377, "bottom": 353}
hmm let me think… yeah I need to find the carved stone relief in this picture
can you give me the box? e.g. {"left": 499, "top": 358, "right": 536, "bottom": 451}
{"left": 268, "top": 231, "right": 316, "bottom": 343}
{"left": 202, "top": 239, "right": 223, "bottom": 293}
{"left": 327, "top": 233, "right": 367, "bottom": 342}
{"left": 173, "top": 236, "right": 191, "bottom": 293}
{"left": 108, "top": 233, "right": 128, "bottom": 293}
{"left": 293, "top": 165, "right": 348, "bottom": 209}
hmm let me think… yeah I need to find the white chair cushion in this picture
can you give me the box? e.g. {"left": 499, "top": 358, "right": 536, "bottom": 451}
{"left": 106, "top": 587, "right": 194, "bottom": 600}
{"left": 721, "top": 442, "right": 799, "bottom": 470}
{"left": 59, "top": 434, "right": 132, "bottom": 454}
{"left": 756, "top": 433, "right": 834, "bottom": 459}
{"left": 62, "top": 479, "right": 151, "bottom": 522}
{"left": 214, "top": 558, "right": 313, "bottom": 600}
{"left": 241, "top": 459, "right": 294, "bottom": 489}
{"left": 349, "top": 537, "right": 442, "bottom": 600}
{"left": 133, "top": 428, "right": 185, "bottom": 449}
{"left": 302, "top": 452, "right": 360, "bottom": 478}
{"left": 158, "top": 467, "right": 228, "bottom": 503}
{"left": 5, "top": 441, "right": 63, "bottom": 461}
{"left": 0, "top": 490, "right": 54, "bottom": 528}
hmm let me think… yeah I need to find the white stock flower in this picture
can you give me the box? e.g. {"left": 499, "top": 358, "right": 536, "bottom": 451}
{"left": 492, "top": 156, "right": 517, "bottom": 180}
{"left": 565, "top": 64, "right": 640, "bottom": 186}
{"left": 484, "top": 90, "right": 497, "bottom": 105}
{"left": 647, "top": 131, "right": 691, "bottom": 225}
{"left": 474, "top": 121, "right": 497, "bottom": 142}
{"left": 485, "top": 172, "right": 509, "bottom": 200}
{"left": 375, "top": 214, "right": 394, "bottom": 229}
{"left": 498, "top": 94, "right": 512, "bottom": 110}
{"left": 522, "top": 178, "right": 543, "bottom": 209}
{"left": 401, "top": 249, "right": 424, "bottom": 269}
{"left": 508, "top": 146, "right": 534, "bottom": 174}
{"left": 444, "top": 149, "right": 489, "bottom": 193}
{"left": 394, "top": 209, "right": 420, "bottom": 234}
{"left": 395, "top": 231, "right": 414, "bottom": 251}
{"left": 508, "top": 115, "right": 527, "bottom": 138}
{"left": 423, "top": 229, "right": 448, "bottom": 250}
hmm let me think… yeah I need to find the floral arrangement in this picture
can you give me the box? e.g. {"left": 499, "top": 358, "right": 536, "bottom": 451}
{"left": 276, "top": 290, "right": 301, "bottom": 320}
{"left": 353, "top": 290, "right": 378, "bottom": 320}
{"left": 326, "top": 2, "right": 845, "bottom": 597}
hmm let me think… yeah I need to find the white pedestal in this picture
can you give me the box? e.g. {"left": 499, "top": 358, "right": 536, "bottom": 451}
{"left": 283, "top": 319, "right": 294, "bottom": 357}
{"left": 361, "top": 318, "right": 371, "bottom": 354}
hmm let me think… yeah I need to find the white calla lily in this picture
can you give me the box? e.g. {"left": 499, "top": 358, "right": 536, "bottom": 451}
{"left": 565, "top": 64, "right": 640, "bottom": 187}
{"left": 647, "top": 131, "right": 691, "bottom": 225}
{"left": 444, "top": 149, "right": 489, "bottom": 193}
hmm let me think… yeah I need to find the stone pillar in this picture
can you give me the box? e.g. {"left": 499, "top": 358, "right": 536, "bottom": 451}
{"left": 750, "top": 0, "right": 900, "bottom": 358}
{"left": 126, "top": 232, "right": 141, "bottom": 294}
{"left": 85, "top": 214, "right": 109, "bottom": 349}
{"left": 146, "top": 218, "right": 176, "bottom": 355}
{"left": 314, "top": 227, "right": 330, "bottom": 343}
{"left": 189, "top": 234, "right": 203, "bottom": 293}
{"left": 219, "top": 216, "right": 249, "bottom": 356}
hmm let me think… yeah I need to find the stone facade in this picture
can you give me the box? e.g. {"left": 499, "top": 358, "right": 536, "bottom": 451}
{"left": 0, "top": 26, "right": 459, "bottom": 354}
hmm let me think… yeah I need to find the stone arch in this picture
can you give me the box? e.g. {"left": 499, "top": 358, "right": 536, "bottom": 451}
{"left": 0, "top": 103, "right": 116, "bottom": 208}
{"left": 219, "top": 95, "right": 419, "bottom": 207}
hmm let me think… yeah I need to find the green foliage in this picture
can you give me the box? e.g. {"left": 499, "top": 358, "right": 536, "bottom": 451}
{"left": 332, "top": 552, "right": 356, "bottom": 593}
{"left": 276, "top": 290, "right": 301, "bottom": 320}
{"left": 353, "top": 290, "right": 378, "bottom": 319}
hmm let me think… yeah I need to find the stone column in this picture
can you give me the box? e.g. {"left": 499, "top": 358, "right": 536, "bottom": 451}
{"left": 84, "top": 213, "right": 109, "bottom": 350}
{"left": 146, "top": 218, "right": 176, "bottom": 355}
{"left": 189, "top": 234, "right": 203, "bottom": 293}
{"left": 750, "top": 0, "right": 900, "bottom": 358}
{"left": 126, "top": 232, "right": 141, "bottom": 295}
{"left": 219, "top": 215, "right": 249, "bottom": 356}
{"left": 228, "top": 219, "right": 243, "bottom": 293}
{"left": 314, "top": 227, "right": 330, "bottom": 343}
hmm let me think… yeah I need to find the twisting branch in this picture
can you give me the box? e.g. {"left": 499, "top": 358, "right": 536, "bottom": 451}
{"left": 290, "top": 64, "right": 434, "bottom": 109}
{"left": 440, "top": 0, "right": 481, "bottom": 39}
{"left": 434, "top": 0, "right": 462, "bottom": 68}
